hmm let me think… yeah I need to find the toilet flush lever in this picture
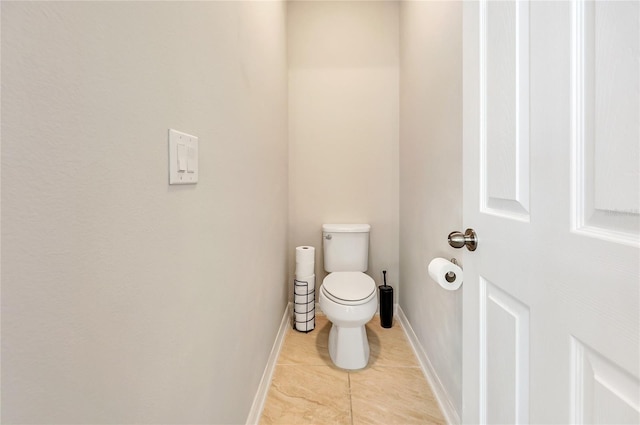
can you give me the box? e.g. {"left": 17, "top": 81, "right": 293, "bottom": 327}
{"left": 448, "top": 228, "right": 478, "bottom": 251}
{"left": 325, "top": 234, "right": 332, "bottom": 240}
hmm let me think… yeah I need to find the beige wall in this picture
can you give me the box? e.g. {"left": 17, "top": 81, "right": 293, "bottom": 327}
{"left": 399, "top": 0, "right": 463, "bottom": 418}
{"left": 1, "top": 2, "right": 287, "bottom": 423}
{"left": 288, "top": 1, "right": 400, "bottom": 293}
{"left": 2, "top": 1, "right": 466, "bottom": 422}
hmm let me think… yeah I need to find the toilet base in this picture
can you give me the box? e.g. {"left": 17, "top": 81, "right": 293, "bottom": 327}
{"left": 319, "top": 279, "right": 377, "bottom": 370}
{"left": 328, "top": 323, "right": 370, "bottom": 370}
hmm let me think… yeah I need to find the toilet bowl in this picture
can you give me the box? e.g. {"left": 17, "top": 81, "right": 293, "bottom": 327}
{"left": 319, "top": 271, "right": 377, "bottom": 370}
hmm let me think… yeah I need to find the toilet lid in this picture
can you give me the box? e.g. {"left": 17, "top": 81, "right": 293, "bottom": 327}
{"left": 322, "top": 272, "right": 376, "bottom": 305}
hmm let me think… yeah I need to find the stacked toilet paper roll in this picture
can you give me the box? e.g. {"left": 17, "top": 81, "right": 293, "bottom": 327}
{"left": 294, "top": 246, "right": 315, "bottom": 332}
{"left": 295, "top": 246, "right": 315, "bottom": 277}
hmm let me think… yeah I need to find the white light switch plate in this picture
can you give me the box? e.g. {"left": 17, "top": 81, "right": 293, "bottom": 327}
{"left": 169, "top": 129, "right": 198, "bottom": 184}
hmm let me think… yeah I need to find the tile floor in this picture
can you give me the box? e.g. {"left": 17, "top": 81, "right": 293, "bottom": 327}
{"left": 259, "top": 314, "right": 446, "bottom": 425}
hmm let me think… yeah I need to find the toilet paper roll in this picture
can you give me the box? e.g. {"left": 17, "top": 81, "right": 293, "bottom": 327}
{"left": 296, "top": 246, "right": 315, "bottom": 264}
{"left": 295, "top": 261, "right": 315, "bottom": 277}
{"left": 428, "top": 258, "right": 463, "bottom": 291}
{"left": 294, "top": 305, "right": 314, "bottom": 322}
{"left": 294, "top": 292, "right": 315, "bottom": 307}
{"left": 294, "top": 311, "right": 315, "bottom": 323}
{"left": 294, "top": 314, "right": 315, "bottom": 332}
{"left": 294, "top": 274, "right": 315, "bottom": 295}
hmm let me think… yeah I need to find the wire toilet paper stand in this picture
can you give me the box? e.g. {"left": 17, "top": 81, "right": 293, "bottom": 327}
{"left": 293, "top": 278, "right": 315, "bottom": 333}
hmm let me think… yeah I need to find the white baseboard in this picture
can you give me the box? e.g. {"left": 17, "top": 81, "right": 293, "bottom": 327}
{"left": 245, "top": 302, "right": 291, "bottom": 425}
{"left": 397, "top": 307, "right": 460, "bottom": 425}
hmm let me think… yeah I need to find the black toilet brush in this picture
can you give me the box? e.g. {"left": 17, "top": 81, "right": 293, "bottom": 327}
{"left": 379, "top": 270, "right": 393, "bottom": 328}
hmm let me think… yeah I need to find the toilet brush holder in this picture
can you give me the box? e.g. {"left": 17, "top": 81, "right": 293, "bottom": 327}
{"left": 379, "top": 284, "right": 393, "bottom": 328}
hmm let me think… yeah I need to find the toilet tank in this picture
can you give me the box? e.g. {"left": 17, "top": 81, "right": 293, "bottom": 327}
{"left": 322, "top": 224, "right": 371, "bottom": 272}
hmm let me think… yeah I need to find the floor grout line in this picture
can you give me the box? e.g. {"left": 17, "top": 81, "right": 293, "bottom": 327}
{"left": 259, "top": 316, "right": 447, "bottom": 425}
{"left": 348, "top": 372, "right": 354, "bottom": 425}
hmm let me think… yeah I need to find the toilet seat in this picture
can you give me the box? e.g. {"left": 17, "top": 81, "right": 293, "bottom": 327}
{"left": 322, "top": 272, "right": 376, "bottom": 306}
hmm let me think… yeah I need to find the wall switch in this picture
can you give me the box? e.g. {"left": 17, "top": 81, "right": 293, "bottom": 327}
{"left": 169, "top": 129, "right": 198, "bottom": 184}
{"left": 177, "top": 143, "right": 187, "bottom": 171}
{"left": 187, "top": 146, "right": 196, "bottom": 173}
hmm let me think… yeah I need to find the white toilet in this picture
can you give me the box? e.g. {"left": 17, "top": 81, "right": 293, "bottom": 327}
{"left": 319, "top": 223, "right": 377, "bottom": 370}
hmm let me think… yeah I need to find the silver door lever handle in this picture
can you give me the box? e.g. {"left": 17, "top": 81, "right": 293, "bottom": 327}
{"left": 448, "top": 229, "right": 478, "bottom": 251}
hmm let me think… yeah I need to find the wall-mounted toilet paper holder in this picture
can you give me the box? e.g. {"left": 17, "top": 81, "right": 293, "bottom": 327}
{"left": 428, "top": 257, "right": 463, "bottom": 290}
{"left": 446, "top": 258, "right": 460, "bottom": 282}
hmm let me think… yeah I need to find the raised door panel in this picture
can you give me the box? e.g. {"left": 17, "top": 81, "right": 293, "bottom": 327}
{"left": 481, "top": 0, "right": 530, "bottom": 221}
{"left": 572, "top": 0, "right": 640, "bottom": 246}
{"left": 480, "top": 278, "right": 530, "bottom": 424}
{"left": 571, "top": 338, "right": 640, "bottom": 424}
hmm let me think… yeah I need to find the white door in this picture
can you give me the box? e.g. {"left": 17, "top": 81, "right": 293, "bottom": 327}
{"left": 462, "top": 1, "right": 639, "bottom": 424}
